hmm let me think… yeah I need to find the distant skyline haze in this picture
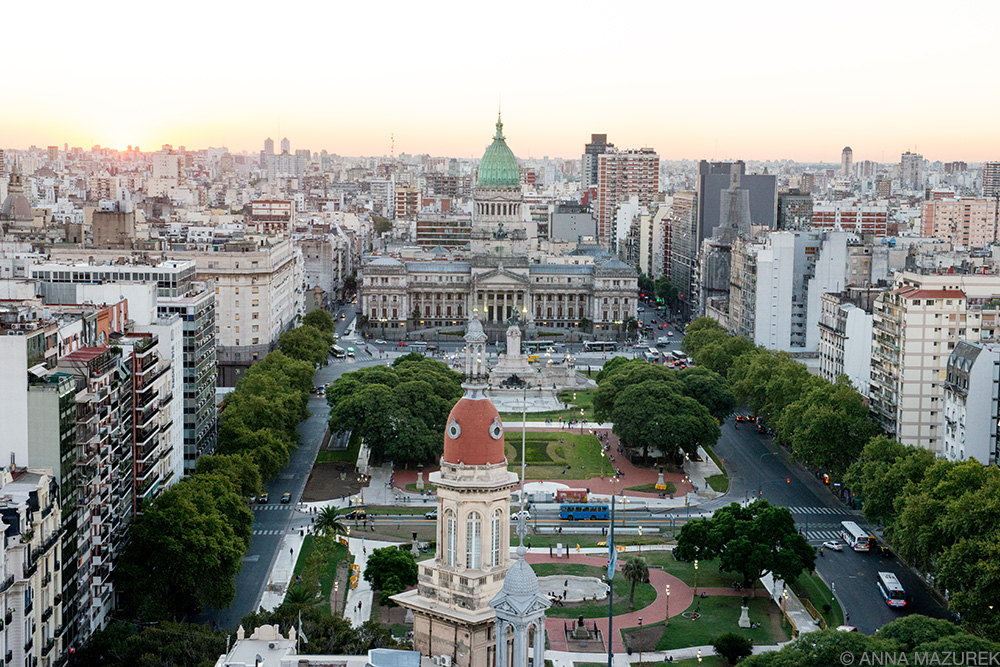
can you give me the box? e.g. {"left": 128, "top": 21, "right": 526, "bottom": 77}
{"left": 4, "top": 0, "right": 998, "bottom": 162}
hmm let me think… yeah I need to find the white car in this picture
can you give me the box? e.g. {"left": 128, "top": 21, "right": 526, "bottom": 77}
{"left": 373, "top": 339, "right": 387, "bottom": 345}
{"left": 821, "top": 540, "right": 844, "bottom": 552}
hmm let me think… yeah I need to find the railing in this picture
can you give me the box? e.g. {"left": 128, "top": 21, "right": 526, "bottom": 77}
{"left": 0, "top": 575, "right": 14, "bottom": 594}
{"left": 23, "top": 638, "right": 32, "bottom": 652}
{"left": 41, "top": 638, "right": 54, "bottom": 657}
{"left": 25, "top": 598, "right": 34, "bottom": 614}
{"left": 41, "top": 606, "right": 52, "bottom": 622}
{"left": 42, "top": 572, "right": 51, "bottom": 587}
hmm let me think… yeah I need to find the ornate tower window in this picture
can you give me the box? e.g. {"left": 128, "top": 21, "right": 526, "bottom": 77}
{"left": 491, "top": 509, "right": 502, "bottom": 567}
{"left": 466, "top": 512, "right": 482, "bottom": 569}
{"left": 446, "top": 510, "right": 456, "bottom": 566}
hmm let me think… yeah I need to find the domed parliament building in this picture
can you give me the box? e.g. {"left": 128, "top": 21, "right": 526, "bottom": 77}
{"left": 359, "top": 115, "right": 638, "bottom": 339}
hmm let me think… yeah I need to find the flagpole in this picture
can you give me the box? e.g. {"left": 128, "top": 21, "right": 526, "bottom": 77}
{"left": 607, "top": 494, "right": 616, "bottom": 667}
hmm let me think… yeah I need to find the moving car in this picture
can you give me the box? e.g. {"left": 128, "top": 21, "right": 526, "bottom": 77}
{"left": 427, "top": 344, "right": 438, "bottom": 351}
{"left": 373, "top": 339, "right": 387, "bottom": 345}
{"left": 424, "top": 509, "right": 438, "bottom": 520}
{"left": 257, "top": 493, "right": 269, "bottom": 503}
{"left": 821, "top": 540, "right": 844, "bottom": 552}
{"left": 344, "top": 509, "right": 367, "bottom": 520}
{"left": 281, "top": 493, "right": 291, "bottom": 504}
{"left": 347, "top": 347, "right": 355, "bottom": 357}
{"left": 396, "top": 341, "right": 408, "bottom": 347}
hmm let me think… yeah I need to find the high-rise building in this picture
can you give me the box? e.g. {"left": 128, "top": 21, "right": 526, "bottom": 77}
{"left": 263, "top": 138, "right": 274, "bottom": 155}
{"left": 776, "top": 190, "right": 813, "bottom": 230}
{"left": 875, "top": 177, "right": 893, "bottom": 199}
{"left": 280, "top": 137, "right": 290, "bottom": 154}
{"left": 668, "top": 191, "right": 698, "bottom": 313}
{"left": 921, "top": 198, "right": 998, "bottom": 248}
{"left": 47, "top": 145, "right": 59, "bottom": 162}
{"left": 942, "top": 340, "right": 1000, "bottom": 466}
{"left": 695, "top": 161, "right": 777, "bottom": 244}
{"left": 581, "top": 133, "right": 614, "bottom": 189}
{"left": 595, "top": 148, "right": 659, "bottom": 250}
{"left": 818, "top": 288, "right": 879, "bottom": 396}
{"left": 841, "top": 146, "right": 853, "bottom": 179}
{"left": 900, "top": 151, "right": 923, "bottom": 190}
{"left": 811, "top": 203, "right": 889, "bottom": 236}
{"left": 982, "top": 161, "right": 1000, "bottom": 197}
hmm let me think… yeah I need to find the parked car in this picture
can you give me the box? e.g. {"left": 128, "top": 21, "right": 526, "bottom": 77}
{"left": 821, "top": 540, "right": 844, "bottom": 552}
{"left": 344, "top": 509, "right": 367, "bottom": 520}
{"left": 281, "top": 493, "right": 292, "bottom": 504}
{"left": 427, "top": 344, "right": 438, "bottom": 350}
{"left": 257, "top": 493, "right": 269, "bottom": 503}
{"left": 424, "top": 509, "right": 438, "bottom": 520}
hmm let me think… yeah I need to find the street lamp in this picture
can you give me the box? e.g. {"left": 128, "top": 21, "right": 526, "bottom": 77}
{"left": 580, "top": 408, "right": 585, "bottom": 434}
{"left": 694, "top": 560, "right": 699, "bottom": 596}
{"left": 697, "top": 649, "right": 702, "bottom": 663}
{"left": 781, "top": 586, "right": 788, "bottom": 627}
{"left": 638, "top": 525, "right": 642, "bottom": 554}
{"left": 665, "top": 584, "right": 670, "bottom": 626}
{"left": 334, "top": 581, "right": 340, "bottom": 615}
{"left": 637, "top": 617, "right": 643, "bottom": 667}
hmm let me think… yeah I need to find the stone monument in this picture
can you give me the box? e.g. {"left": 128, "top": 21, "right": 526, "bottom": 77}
{"left": 738, "top": 596, "right": 751, "bottom": 628}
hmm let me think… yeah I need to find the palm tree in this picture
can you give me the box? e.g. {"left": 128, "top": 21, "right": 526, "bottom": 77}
{"left": 621, "top": 556, "right": 649, "bottom": 608}
{"left": 315, "top": 506, "right": 348, "bottom": 538}
{"left": 284, "top": 584, "right": 314, "bottom": 607}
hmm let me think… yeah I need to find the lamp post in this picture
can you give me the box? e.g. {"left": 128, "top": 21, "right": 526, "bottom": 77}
{"left": 637, "top": 617, "right": 643, "bottom": 667}
{"left": 697, "top": 649, "right": 702, "bottom": 664}
{"left": 580, "top": 408, "right": 585, "bottom": 434}
{"left": 694, "top": 560, "right": 699, "bottom": 596}
{"left": 638, "top": 525, "right": 642, "bottom": 554}
{"left": 665, "top": 584, "right": 670, "bottom": 627}
{"left": 334, "top": 581, "right": 340, "bottom": 615}
{"left": 781, "top": 586, "right": 788, "bottom": 627}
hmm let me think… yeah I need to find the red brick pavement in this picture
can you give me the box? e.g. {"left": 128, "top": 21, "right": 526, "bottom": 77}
{"left": 526, "top": 553, "right": 693, "bottom": 653}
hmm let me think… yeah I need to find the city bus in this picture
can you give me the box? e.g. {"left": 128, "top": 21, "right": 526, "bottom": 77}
{"left": 840, "top": 521, "right": 871, "bottom": 552}
{"left": 583, "top": 341, "right": 618, "bottom": 353}
{"left": 559, "top": 503, "right": 610, "bottom": 520}
{"left": 331, "top": 345, "right": 346, "bottom": 359}
{"left": 523, "top": 341, "right": 555, "bottom": 354}
{"left": 876, "top": 571, "right": 907, "bottom": 607}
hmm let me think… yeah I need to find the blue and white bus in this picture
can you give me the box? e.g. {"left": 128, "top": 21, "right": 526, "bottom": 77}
{"left": 583, "top": 341, "right": 618, "bottom": 353}
{"left": 840, "top": 521, "right": 871, "bottom": 552}
{"left": 877, "top": 571, "right": 907, "bottom": 607}
{"left": 559, "top": 504, "right": 610, "bottom": 520}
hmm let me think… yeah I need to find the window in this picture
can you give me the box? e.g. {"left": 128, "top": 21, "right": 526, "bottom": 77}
{"left": 235, "top": 326, "right": 240, "bottom": 333}
{"left": 491, "top": 510, "right": 502, "bottom": 566}
{"left": 446, "top": 511, "right": 456, "bottom": 566}
{"left": 252, "top": 312, "right": 259, "bottom": 320}
{"left": 466, "top": 512, "right": 482, "bottom": 569}
{"left": 235, "top": 313, "right": 240, "bottom": 321}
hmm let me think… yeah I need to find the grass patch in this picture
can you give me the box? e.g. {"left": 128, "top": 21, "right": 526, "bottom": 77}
{"left": 706, "top": 475, "right": 729, "bottom": 493}
{"left": 293, "top": 535, "right": 350, "bottom": 616}
{"left": 647, "top": 595, "right": 792, "bottom": 651}
{"left": 316, "top": 429, "right": 361, "bottom": 464}
{"left": 793, "top": 571, "right": 843, "bottom": 629}
{"left": 531, "top": 563, "right": 656, "bottom": 618}
{"left": 671, "top": 657, "right": 728, "bottom": 667}
{"left": 367, "top": 506, "right": 433, "bottom": 516}
{"left": 703, "top": 444, "right": 725, "bottom": 473}
{"left": 640, "top": 553, "right": 748, "bottom": 590}
{"left": 499, "top": 389, "right": 597, "bottom": 422}
{"left": 626, "top": 482, "right": 677, "bottom": 495}
{"left": 519, "top": 535, "right": 673, "bottom": 549}
{"left": 404, "top": 482, "right": 438, "bottom": 493}
{"left": 504, "top": 432, "right": 607, "bottom": 480}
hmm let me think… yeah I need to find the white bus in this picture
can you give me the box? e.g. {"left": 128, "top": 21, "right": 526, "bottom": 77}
{"left": 583, "top": 341, "right": 618, "bottom": 353}
{"left": 523, "top": 341, "right": 555, "bottom": 353}
{"left": 876, "top": 571, "right": 907, "bottom": 607}
{"left": 840, "top": 521, "right": 871, "bottom": 552}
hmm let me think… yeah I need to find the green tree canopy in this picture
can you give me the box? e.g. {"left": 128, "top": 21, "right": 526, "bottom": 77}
{"left": 729, "top": 349, "right": 821, "bottom": 423}
{"left": 676, "top": 366, "right": 737, "bottom": 421}
{"left": 654, "top": 276, "right": 678, "bottom": 304}
{"left": 611, "top": 380, "right": 719, "bottom": 463}
{"left": 303, "top": 308, "right": 336, "bottom": 334}
{"left": 675, "top": 500, "right": 814, "bottom": 592}
{"left": 279, "top": 324, "right": 335, "bottom": 367}
{"left": 76, "top": 621, "right": 227, "bottom": 667}
{"left": 194, "top": 453, "right": 262, "bottom": 498}
{"left": 843, "top": 436, "right": 935, "bottom": 527}
{"left": 364, "top": 547, "right": 418, "bottom": 606}
{"left": 620, "top": 556, "right": 649, "bottom": 607}
{"left": 713, "top": 632, "right": 753, "bottom": 665}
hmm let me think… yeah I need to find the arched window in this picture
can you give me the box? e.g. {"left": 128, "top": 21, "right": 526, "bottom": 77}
{"left": 445, "top": 510, "right": 456, "bottom": 566}
{"left": 466, "top": 512, "right": 482, "bottom": 569}
{"left": 491, "top": 509, "right": 502, "bottom": 566}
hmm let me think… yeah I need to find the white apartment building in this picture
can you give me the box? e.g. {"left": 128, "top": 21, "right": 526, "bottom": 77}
{"left": 870, "top": 272, "right": 1000, "bottom": 454}
{"left": 818, "top": 290, "right": 877, "bottom": 396}
{"left": 248, "top": 199, "right": 294, "bottom": 235}
{"left": 0, "top": 469, "right": 63, "bottom": 667}
{"left": 942, "top": 340, "right": 1000, "bottom": 465}
{"left": 149, "top": 150, "right": 183, "bottom": 197}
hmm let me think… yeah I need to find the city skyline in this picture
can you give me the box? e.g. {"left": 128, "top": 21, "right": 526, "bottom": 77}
{"left": 4, "top": 0, "right": 999, "bottom": 162}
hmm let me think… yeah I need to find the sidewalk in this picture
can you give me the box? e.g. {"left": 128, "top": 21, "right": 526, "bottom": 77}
{"left": 546, "top": 644, "right": 786, "bottom": 667}
{"left": 344, "top": 536, "right": 402, "bottom": 627}
{"left": 760, "top": 573, "right": 822, "bottom": 636}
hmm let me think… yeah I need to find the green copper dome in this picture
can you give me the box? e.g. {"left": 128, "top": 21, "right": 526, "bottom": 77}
{"left": 476, "top": 114, "right": 520, "bottom": 189}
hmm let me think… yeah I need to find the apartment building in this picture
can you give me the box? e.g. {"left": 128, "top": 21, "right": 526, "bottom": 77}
{"left": 0, "top": 470, "right": 63, "bottom": 667}
{"left": 248, "top": 199, "right": 294, "bottom": 235}
{"left": 811, "top": 203, "right": 889, "bottom": 236}
{"left": 595, "top": 148, "right": 659, "bottom": 250}
{"left": 920, "top": 198, "right": 998, "bottom": 248}
{"left": 942, "top": 340, "right": 1000, "bottom": 465}
{"left": 870, "top": 272, "right": 1000, "bottom": 453}
{"left": 817, "top": 289, "right": 878, "bottom": 396}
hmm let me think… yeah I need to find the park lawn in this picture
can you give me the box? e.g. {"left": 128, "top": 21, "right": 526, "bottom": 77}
{"left": 794, "top": 572, "right": 844, "bottom": 629}
{"left": 641, "top": 553, "right": 748, "bottom": 590}
{"left": 671, "top": 657, "right": 728, "bottom": 667}
{"left": 504, "top": 432, "right": 607, "bottom": 480}
{"left": 646, "top": 595, "right": 792, "bottom": 651}
{"left": 292, "top": 535, "right": 351, "bottom": 616}
{"left": 367, "top": 506, "right": 433, "bottom": 516}
{"left": 626, "top": 482, "right": 677, "bottom": 495}
{"left": 316, "top": 429, "right": 361, "bottom": 464}
{"left": 498, "top": 389, "right": 597, "bottom": 422}
{"left": 706, "top": 475, "right": 729, "bottom": 493}
{"left": 531, "top": 563, "right": 656, "bottom": 618}
{"left": 404, "top": 482, "right": 438, "bottom": 493}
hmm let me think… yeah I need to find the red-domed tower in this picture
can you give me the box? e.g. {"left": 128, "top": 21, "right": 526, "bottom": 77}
{"left": 393, "top": 314, "right": 519, "bottom": 667}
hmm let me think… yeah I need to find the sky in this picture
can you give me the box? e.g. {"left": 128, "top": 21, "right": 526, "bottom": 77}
{"left": 4, "top": 0, "right": 1000, "bottom": 163}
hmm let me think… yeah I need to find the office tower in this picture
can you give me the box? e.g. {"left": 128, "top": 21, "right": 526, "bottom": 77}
{"left": 264, "top": 138, "right": 274, "bottom": 155}
{"left": 581, "top": 133, "right": 614, "bottom": 189}
{"left": 595, "top": 148, "right": 659, "bottom": 250}
{"left": 695, "top": 161, "right": 777, "bottom": 244}
{"left": 668, "top": 191, "right": 698, "bottom": 314}
{"left": 800, "top": 172, "right": 816, "bottom": 194}
{"left": 983, "top": 161, "right": 1000, "bottom": 197}
{"left": 776, "top": 190, "right": 813, "bottom": 230}
{"left": 280, "top": 137, "right": 290, "bottom": 154}
{"left": 900, "top": 151, "right": 923, "bottom": 190}
{"left": 149, "top": 150, "right": 183, "bottom": 197}
{"left": 841, "top": 146, "right": 853, "bottom": 179}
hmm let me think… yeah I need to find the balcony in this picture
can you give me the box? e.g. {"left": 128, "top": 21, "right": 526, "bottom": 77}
{"left": 54, "top": 623, "right": 64, "bottom": 637}
{"left": 41, "top": 605, "right": 52, "bottom": 622}
{"left": 0, "top": 575, "right": 14, "bottom": 593}
{"left": 42, "top": 638, "right": 54, "bottom": 657}
{"left": 25, "top": 598, "right": 34, "bottom": 614}
{"left": 24, "top": 638, "right": 33, "bottom": 652}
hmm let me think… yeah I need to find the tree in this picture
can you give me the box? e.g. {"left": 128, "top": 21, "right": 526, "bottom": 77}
{"left": 843, "top": 436, "right": 934, "bottom": 527}
{"left": 739, "top": 627, "right": 898, "bottom": 667}
{"left": 693, "top": 336, "right": 756, "bottom": 379}
{"left": 279, "top": 325, "right": 334, "bottom": 367}
{"left": 194, "top": 453, "right": 262, "bottom": 498}
{"left": 344, "top": 273, "right": 358, "bottom": 293}
{"left": 303, "top": 308, "right": 336, "bottom": 334}
{"left": 595, "top": 355, "right": 632, "bottom": 384}
{"left": 875, "top": 614, "right": 962, "bottom": 651}
{"left": 315, "top": 506, "right": 348, "bottom": 538}
{"left": 611, "top": 381, "right": 719, "bottom": 463}
{"left": 76, "top": 621, "right": 228, "bottom": 667}
{"left": 713, "top": 633, "right": 753, "bottom": 665}
{"left": 579, "top": 317, "right": 592, "bottom": 333}
{"left": 654, "top": 276, "right": 678, "bottom": 305}
{"left": 675, "top": 500, "right": 814, "bottom": 594}
{"left": 729, "top": 349, "right": 821, "bottom": 424}
{"left": 364, "top": 547, "right": 418, "bottom": 607}
{"left": 373, "top": 215, "right": 392, "bottom": 235}
{"left": 677, "top": 366, "right": 737, "bottom": 421}
{"left": 620, "top": 556, "right": 649, "bottom": 607}
{"left": 637, "top": 271, "right": 654, "bottom": 298}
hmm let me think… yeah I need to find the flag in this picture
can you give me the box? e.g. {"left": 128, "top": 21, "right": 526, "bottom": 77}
{"left": 607, "top": 537, "right": 617, "bottom": 581}
{"left": 298, "top": 610, "right": 308, "bottom": 645}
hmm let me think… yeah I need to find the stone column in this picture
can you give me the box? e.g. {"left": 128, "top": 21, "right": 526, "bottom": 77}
{"left": 503, "top": 292, "right": 508, "bottom": 322}
{"left": 511, "top": 623, "right": 525, "bottom": 667}
{"left": 532, "top": 622, "right": 545, "bottom": 667}
{"left": 494, "top": 620, "right": 506, "bottom": 667}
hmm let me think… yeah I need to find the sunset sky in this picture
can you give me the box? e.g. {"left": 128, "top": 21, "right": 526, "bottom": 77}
{"left": 5, "top": 0, "right": 999, "bottom": 163}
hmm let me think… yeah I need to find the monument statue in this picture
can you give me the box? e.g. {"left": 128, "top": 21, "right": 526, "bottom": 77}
{"left": 506, "top": 320, "right": 522, "bottom": 358}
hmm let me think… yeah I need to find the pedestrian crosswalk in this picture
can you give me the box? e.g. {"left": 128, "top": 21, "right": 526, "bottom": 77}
{"left": 786, "top": 506, "right": 851, "bottom": 515}
{"left": 252, "top": 529, "right": 284, "bottom": 536}
{"left": 804, "top": 530, "right": 842, "bottom": 542}
{"left": 253, "top": 505, "right": 291, "bottom": 511}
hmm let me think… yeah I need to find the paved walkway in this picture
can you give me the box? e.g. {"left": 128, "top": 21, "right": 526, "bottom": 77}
{"left": 761, "top": 573, "right": 822, "bottom": 636}
{"left": 344, "top": 536, "right": 402, "bottom": 627}
{"left": 546, "top": 644, "right": 787, "bottom": 667}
